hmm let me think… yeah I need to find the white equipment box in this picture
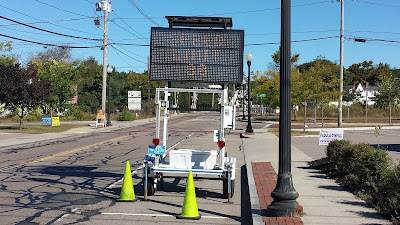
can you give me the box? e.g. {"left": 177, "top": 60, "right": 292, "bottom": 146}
{"left": 169, "top": 149, "right": 218, "bottom": 170}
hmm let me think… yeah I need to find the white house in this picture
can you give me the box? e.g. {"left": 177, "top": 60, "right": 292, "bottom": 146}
{"left": 352, "top": 82, "right": 377, "bottom": 106}
{"left": 330, "top": 82, "right": 378, "bottom": 107}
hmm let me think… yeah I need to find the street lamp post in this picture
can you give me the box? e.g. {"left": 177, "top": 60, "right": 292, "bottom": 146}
{"left": 106, "top": 65, "right": 113, "bottom": 127}
{"left": 245, "top": 51, "right": 253, "bottom": 133}
{"left": 242, "top": 79, "right": 246, "bottom": 120}
{"left": 267, "top": 0, "right": 297, "bottom": 217}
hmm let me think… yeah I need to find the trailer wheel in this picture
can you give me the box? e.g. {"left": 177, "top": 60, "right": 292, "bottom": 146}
{"left": 223, "top": 179, "right": 235, "bottom": 198}
{"left": 147, "top": 177, "right": 156, "bottom": 196}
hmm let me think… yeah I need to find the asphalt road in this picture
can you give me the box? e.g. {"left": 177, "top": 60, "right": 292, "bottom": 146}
{"left": 0, "top": 112, "right": 266, "bottom": 225}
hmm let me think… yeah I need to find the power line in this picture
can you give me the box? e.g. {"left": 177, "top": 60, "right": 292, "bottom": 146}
{"left": 356, "top": 0, "right": 400, "bottom": 8}
{"left": 33, "top": 0, "right": 90, "bottom": 17}
{"left": 115, "top": 44, "right": 146, "bottom": 59}
{"left": 109, "top": 20, "right": 149, "bottom": 42}
{"left": 0, "top": 15, "right": 102, "bottom": 41}
{"left": 110, "top": 45, "right": 146, "bottom": 64}
{"left": 0, "top": 17, "right": 95, "bottom": 27}
{"left": 110, "top": 10, "right": 148, "bottom": 42}
{"left": 198, "top": 0, "right": 331, "bottom": 16}
{"left": 111, "top": 46, "right": 136, "bottom": 69}
{"left": 128, "top": 0, "right": 161, "bottom": 27}
{"left": 109, "top": 42, "right": 149, "bottom": 46}
{"left": 0, "top": 3, "right": 100, "bottom": 36}
{"left": 247, "top": 29, "right": 339, "bottom": 36}
{"left": 0, "top": 33, "right": 102, "bottom": 48}
{"left": 245, "top": 36, "right": 339, "bottom": 46}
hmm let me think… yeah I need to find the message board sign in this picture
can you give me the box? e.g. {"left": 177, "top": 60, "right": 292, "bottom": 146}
{"left": 150, "top": 27, "right": 244, "bottom": 84}
{"left": 319, "top": 129, "right": 344, "bottom": 145}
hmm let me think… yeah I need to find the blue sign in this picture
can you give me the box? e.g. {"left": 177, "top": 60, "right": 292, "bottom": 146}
{"left": 148, "top": 145, "right": 166, "bottom": 155}
{"left": 42, "top": 117, "right": 51, "bottom": 125}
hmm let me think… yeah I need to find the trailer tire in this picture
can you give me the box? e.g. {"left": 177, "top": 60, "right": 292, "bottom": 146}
{"left": 223, "top": 179, "right": 235, "bottom": 198}
{"left": 147, "top": 177, "right": 156, "bottom": 196}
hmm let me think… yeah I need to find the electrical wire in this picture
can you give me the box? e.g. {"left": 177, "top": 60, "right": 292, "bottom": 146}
{"left": 245, "top": 36, "right": 339, "bottom": 46}
{"left": 33, "top": 0, "right": 90, "bottom": 17}
{"left": 128, "top": 0, "right": 161, "bottom": 27}
{"left": 356, "top": 0, "right": 400, "bottom": 8}
{"left": 114, "top": 44, "right": 146, "bottom": 59}
{"left": 111, "top": 46, "right": 136, "bottom": 68}
{"left": 198, "top": 0, "right": 331, "bottom": 16}
{"left": 110, "top": 45, "right": 146, "bottom": 63}
{"left": 247, "top": 29, "right": 339, "bottom": 36}
{"left": 0, "top": 17, "right": 95, "bottom": 27}
{"left": 109, "top": 42, "right": 149, "bottom": 46}
{"left": 0, "top": 33, "right": 102, "bottom": 48}
{"left": 0, "top": 3, "right": 100, "bottom": 36}
{"left": 109, "top": 20, "right": 149, "bottom": 42}
{"left": 0, "top": 15, "right": 102, "bottom": 41}
{"left": 111, "top": 10, "right": 148, "bottom": 41}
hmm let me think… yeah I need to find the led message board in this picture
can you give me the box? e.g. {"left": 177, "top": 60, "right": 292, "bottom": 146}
{"left": 150, "top": 27, "right": 244, "bottom": 84}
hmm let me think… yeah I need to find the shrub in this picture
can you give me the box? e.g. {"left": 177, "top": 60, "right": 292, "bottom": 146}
{"left": 342, "top": 146, "right": 392, "bottom": 192}
{"left": 326, "top": 139, "right": 352, "bottom": 166}
{"left": 118, "top": 109, "right": 135, "bottom": 121}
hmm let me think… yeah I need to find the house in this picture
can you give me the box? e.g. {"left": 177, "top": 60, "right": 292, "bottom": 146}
{"left": 330, "top": 82, "right": 378, "bottom": 107}
{"left": 352, "top": 82, "right": 378, "bottom": 106}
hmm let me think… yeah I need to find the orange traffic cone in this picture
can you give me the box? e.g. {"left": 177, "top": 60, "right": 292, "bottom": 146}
{"left": 117, "top": 161, "right": 137, "bottom": 202}
{"left": 176, "top": 171, "right": 201, "bottom": 220}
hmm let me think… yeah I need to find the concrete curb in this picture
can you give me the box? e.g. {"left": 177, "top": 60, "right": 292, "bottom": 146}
{"left": 243, "top": 137, "right": 264, "bottom": 225}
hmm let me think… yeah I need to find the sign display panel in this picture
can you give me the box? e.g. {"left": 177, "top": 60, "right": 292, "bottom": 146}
{"left": 150, "top": 27, "right": 244, "bottom": 84}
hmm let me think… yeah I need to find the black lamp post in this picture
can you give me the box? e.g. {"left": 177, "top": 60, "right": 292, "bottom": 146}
{"left": 106, "top": 65, "right": 113, "bottom": 127}
{"left": 245, "top": 51, "right": 253, "bottom": 133}
{"left": 242, "top": 79, "right": 246, "bottom": 120}
{"left": 267, "top": 0, "right": 297, "bottom": 217}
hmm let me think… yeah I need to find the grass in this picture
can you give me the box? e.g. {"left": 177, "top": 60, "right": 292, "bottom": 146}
{"left": 268, "top": 128, "right": 320, "bottom": 137}
{"left": 0, "top": 124, "right": 86, "bottom": 134}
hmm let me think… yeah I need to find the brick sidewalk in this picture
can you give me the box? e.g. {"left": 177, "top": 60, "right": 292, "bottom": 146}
{"left": 252, "top": 162, "right": 303, "bottom": 225}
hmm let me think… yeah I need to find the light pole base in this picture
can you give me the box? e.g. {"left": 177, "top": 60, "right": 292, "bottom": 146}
{"left": 267, "top": 199, "right": 297, "bottom": 217}
{"left": 106, "top": 121, "right": 112, "bottom": 126}
{"left": 245, "top": 126, "right": 253, "bottom": 133}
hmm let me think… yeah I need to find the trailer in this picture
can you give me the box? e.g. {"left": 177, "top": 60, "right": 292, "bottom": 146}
{"left": 142, "top": 85, "right": 236, "bottom": 201}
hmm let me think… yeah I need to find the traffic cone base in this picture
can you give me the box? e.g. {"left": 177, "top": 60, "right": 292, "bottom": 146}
{"left": 176, "top": 171, "right": 201, "bottom": 220}
{"left": 117, "top": 161, "right": 137, "bottom": 202}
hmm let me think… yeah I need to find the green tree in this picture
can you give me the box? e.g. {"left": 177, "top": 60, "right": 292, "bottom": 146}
{"left": 0, "top": 41, "right": 18, "bottom": 66}
{"left": 375, "top": 71, "right": 400, "bottom": 123}
{"left": 270, "top": 46, "right": 300, "bottom": 71}
{"left": 347, "top": 60, "right": 375, "bottom": 84}
{"left": 0, "top": 64, "right": 51, "bottom": 129}
{"left": 29, "top": 48, "right": 78, "bottom": 114}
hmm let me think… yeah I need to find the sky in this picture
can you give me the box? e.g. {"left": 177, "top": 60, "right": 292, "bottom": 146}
{"left": 0, "top": 0, "right": 399, "bottom": 74}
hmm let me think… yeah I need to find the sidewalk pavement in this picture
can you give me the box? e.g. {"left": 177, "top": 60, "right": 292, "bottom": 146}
{"left": 242, "top": 129, "right": 391, "bottom": 225}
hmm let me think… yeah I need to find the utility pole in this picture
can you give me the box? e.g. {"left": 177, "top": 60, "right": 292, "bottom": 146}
{"left": 338, "top": 0, "right": 344, "bottom": 126}
{"left": 97, "top": 0, "right": 111, "bottom": 113}
{"left": 147, "top": 56, "right": 150, "bottom": 102}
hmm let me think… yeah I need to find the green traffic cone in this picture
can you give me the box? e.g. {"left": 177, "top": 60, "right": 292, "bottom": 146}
{"left": 177, "top": 171, "right": 201, "bottom": 220}
{"left": 117, "top": 161, "right": 137, "bottom": 202}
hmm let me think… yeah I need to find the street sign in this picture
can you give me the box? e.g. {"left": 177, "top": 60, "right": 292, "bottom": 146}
{"left": 128, "top": 91, "right": 141, "bottom": 98}
{"left": 148, "top": 145, "right": 166, "bottom": 155}
{"left": 150, "top": 27, "right": 244, "bottom": 84}
{"left": 51, "top": 117, "right": 60, "bottom": 127}
{"left": 257, "top": 94, "right": 266, "bottom": 97}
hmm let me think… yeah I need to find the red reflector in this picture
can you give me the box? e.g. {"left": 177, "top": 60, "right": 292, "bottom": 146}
{"left": 153, "top": 138, "right": 160, "bottom": 146}
{"left": 218, "top": 141, "right": 225, "bottom": 148}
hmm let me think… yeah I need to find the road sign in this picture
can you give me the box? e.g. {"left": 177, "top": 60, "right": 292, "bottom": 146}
{"left": 51, "top": 117, "right": 60, "bottom": 127}
{"left": 128, "top": 91, "right": 141, "bottom": 98}
{"left": 148, "top": 145, "right": 166, "bottom": 155}
{"left": 257, "top": 94, "right": 266, "bottom": 97}
{"left": 150, "top": 27, "right": 244, "bottom": 84}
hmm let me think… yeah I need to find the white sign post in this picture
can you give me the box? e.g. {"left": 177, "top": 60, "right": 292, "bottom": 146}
{"left": 319, "top": 129, "right": 344, "bottom": 145}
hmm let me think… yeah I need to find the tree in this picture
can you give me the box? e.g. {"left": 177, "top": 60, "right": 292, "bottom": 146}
{"left": 0, "top": 64, "right": 50, "bottom": 129}
{"left": 0, "top": 41, "right": 18, "bottom": 66}
{"left": 29, "top": 48, "right": 78, "bottom": 113}
{"left": 375, "top": 71, "right": 400, "bottom": 124}
{"left": 347, "top": 60, "right": 375, "bottom": 84}
{"left": 270, "top": 46, "right": 300, "bottom": 71}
